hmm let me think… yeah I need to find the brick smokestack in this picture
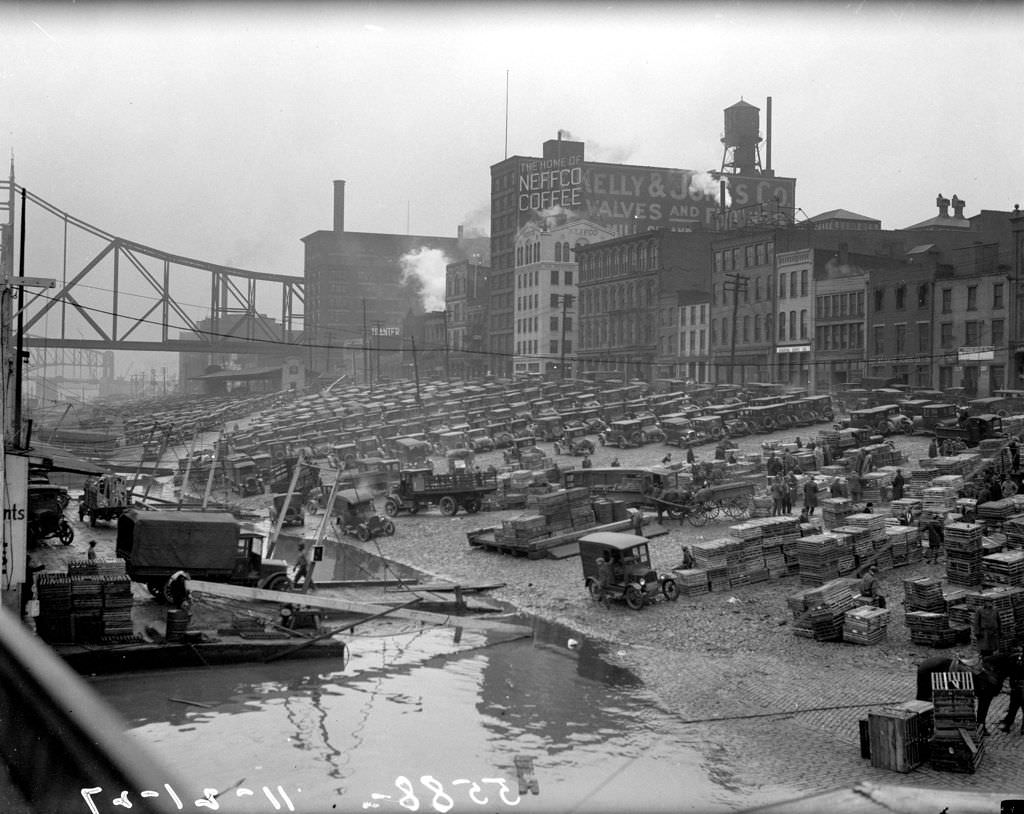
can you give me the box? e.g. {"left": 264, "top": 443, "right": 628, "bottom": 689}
{"left": 333, "top": 180, "right": 346, "bottom": 232}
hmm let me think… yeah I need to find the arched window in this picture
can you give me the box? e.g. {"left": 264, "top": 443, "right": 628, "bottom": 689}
{"left": 554, "top": 242, "right": 562, "bottom": 262}
{"left": 516, "top": 246, "right": 523, "bottom": 266}
{"left": 789, "top": 272, "right": 797, "bottom": 298}
{"left": 789, "top": 310, "right": 797, "bottom": 338}
{"left": 779, "top": 312, "right": 786, "bottom": 340}
{"left": 779, "top": 274, "right": 787, "bottom": 299}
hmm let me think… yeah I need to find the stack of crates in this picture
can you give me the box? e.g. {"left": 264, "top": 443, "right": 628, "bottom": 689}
{"left": 864, "top": 700, "right": 934, "bottom": 772}
{"left": 929, "top": 672, "right": 985, "bottom": 773}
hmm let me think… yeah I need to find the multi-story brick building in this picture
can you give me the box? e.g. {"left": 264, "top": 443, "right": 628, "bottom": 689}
{"left": 575, "top": 229, "right": 717, "bottom": 381}
{"left": 445, "top": 259, "right": 490, "bottom": 379}
{"left": 655, "top": 291, "right": 710, "bottom": 382}
{"left": 512, "top": 218, "right": 613, "bottom": 378}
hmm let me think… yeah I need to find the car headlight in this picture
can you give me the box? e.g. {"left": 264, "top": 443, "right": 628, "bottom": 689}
{"left": 638, "top": 578, "right": 646, "bottom": 587}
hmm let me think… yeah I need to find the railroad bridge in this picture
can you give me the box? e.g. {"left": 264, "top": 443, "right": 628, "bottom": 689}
{"left": 1, "top": 180, "right": 307, "bottom": 358}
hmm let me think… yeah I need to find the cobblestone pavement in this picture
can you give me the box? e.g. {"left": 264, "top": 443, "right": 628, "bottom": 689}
{"left": 43, "top": 422, "right": 1024, "bottom": 805}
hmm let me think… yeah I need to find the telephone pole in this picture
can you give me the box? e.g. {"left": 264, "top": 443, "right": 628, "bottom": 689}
{"left": 555, "top": 294, "right": 574, "bottom": 379}
{"left": 723, "top": 272, "right": 749, "bottom": 386}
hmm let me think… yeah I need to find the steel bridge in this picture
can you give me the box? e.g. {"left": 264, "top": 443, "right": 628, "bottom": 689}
{"left": 1, "top": 181, "right": 307, "bottom": 356}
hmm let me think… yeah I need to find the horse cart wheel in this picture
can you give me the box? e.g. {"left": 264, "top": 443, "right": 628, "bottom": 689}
{"left": 625, "top": 585, "right": 645, "bottom": 610}
{"left": 687, "top": 508, "right": 710, "bottom": 527}
{"left": 439, "top": 495, "right": 459, "bottom": 516}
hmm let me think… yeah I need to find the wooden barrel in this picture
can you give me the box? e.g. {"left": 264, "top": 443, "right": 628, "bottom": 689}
{"left": 165, "top": 609, "right": 191, "bottom": 642}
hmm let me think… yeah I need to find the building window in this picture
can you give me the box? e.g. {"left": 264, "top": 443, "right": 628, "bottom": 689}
{"left": 800, "top": 309, "right": 808, "bottom": 339}
{"left": 895, "top": 285, "right": 906, "bottom": 310}
{"left": 895, "top": 324, "right": 907, "bottom": 354}
{"left": 550, "top": 269, "right": 560, "bottom": 285}
{"left": 965, "top": 321, "right": 981, "bottom": 346}
{"left": 991, "top": 365, "right": 1005, "bottom": 392}
{"left": 967, "top": 286, "right": 977, "bottom": 310}
{"left": 743, "top": 315, "right": 750, "bottom": 343}
{"left": 563, "top": 339, "right": 572, "bottom": 354}
{"left": 992, "top": 318, "right": 1004, "bottom": 347}
{"left": 778, "top": 274, "right": 786, "bottom": 300}
{"left": 554, "top": 243, "right": 562, "bottom": 262}
{"left": 778, "top": 312, "right": 786, "bottom": 341}
{"left": 550, "top": 340, "right": 559, "bottom": 354}
{"left": 918, "top": 283, "right": 928, "bottom": 308}
{"left": 874, "top": 288, "right": 884, "bottom": 312}
{"left": 550, "top": 294, "right": 560, "bottom": 308}
{"left": 800, "top": 270, "right": 808, "bottom": 297}
{"left": 873, "top": 326, "right": 884, "bottom": 355}
{"left": 550, "top": 316, "right": 559, "bottom": 332}
{"left": 754, "top": 314, "right": 762, "bottom": 342}
{"left": 564, "top": 270, "right": 573, "bottom": 285}
{"left": 940, "top": 322, "right": 954, "bottom": 348}
{"left": 789, "top": 272, "right": 797, "bottom": 298}
{"left": 789, "top": 310, "right": 797, "bottom": 339}
{"left": 941, "top": 289, "right": 952, "bottom": 313}
{"left": 917, "top": 322, "right": 929, "bottom": 353}
{"left": 994, "top": 282, "right": 1005, "bottom": 309}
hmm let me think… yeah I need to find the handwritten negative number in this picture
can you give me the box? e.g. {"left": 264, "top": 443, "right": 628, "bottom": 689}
{"left": 393, "top": 775, "right": 519, "bottom": 811}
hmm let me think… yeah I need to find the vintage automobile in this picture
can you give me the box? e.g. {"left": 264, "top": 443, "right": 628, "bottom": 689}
{"left": 269, "top": 492, "right": 305, "bottom": 527}
{"left": 464, "top": 427, "right": 495, "bottom": 453}
{"left": 847, "top": 404, "right": 912, "bottom": 435}
{"left": 911, "top": 403, "right": 960, "bottom": 435}
{"left": 503, "top": 435, "right": 545, "bottom": 469}
{"left": 968, "top": 396, "right": 1024, "bottom": 418}
{"left": 740, "top": 403, "right": 793, "bottom": 433}
{"left": 531, "top": 415, "right": 565, "bottom": 443}
{"left": 332, "top": 488, "right": 395, "bottom": 541}
{"left": 28, "top": 482, "right": 74, "bottom": 546}
{"left": 935, "top": 413, "right": 1007, "bottom": 449}
{"left": 391, "top": 437, "right": 433, "bottom": 468}
{"left": 579, "top": 532, "right": 679, "bottom": 610}
{"left": 434, "top": 430, "right": 468, "bottom": 455}
{"left": 558, "top": 425, "right": 595, "bottom": 456}
{"left": 603, "top": 418, "right": 648, "bottom": 448}
{"left": 78, "top": 474, "right": 129, "bottom": 527}
{"left": 689, "top": 414, "right": 727, "bottom": 442}
{"left": 661, "top": 415, "right": 698, "bottom": 447}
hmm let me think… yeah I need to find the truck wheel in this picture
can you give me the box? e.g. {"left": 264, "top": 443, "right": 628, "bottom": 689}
{"left": 384, "top": 498, "right": 400, "bottom": 517}
{"left": 59, "top": 522, "right": 74, "bottom": 545}
{"left": 625, "top": 585, "right": 645, "bottom": 610}
{"left": 630, "top": 431, "right": 644, "bottom": 446}
{"left": 383, "top": 519, "right": 396, "bottom": 536}
{"left": 265, "top": 574, "right": 292, "bottom": 592}
{"left": 148, "top": 582, "right": 168, "bottom": 603}
{"left": 662, "top": 579, "right": 680, "bottom": 601}
{"left": 356, "top": 526, "right": 371, "bottom": 542}
{"left": 439, "top": 495, "right": 459, "bottom": 516}
{"left": 464, "top": 497, "right": 482, "bottom": 514}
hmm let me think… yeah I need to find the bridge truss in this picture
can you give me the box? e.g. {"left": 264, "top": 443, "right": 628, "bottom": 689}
{"left": 1, "top": 181, "right": 307, "bottom": 356}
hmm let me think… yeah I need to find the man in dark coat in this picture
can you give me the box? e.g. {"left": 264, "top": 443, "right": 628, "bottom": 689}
{"left": 973, "top": 604, "right": 1003, "bottom": 657}
{"left": 1000, "top": 648, "right": 1024, "bottom": 734}
{"left": 1011, "top": 437, "right": 1021, "bottom": 472}
{"left": 891, "top": 469, "right": 905, "bottom": 501}
{"left": 803, "top": 478, "right": 819, "bottom": 516}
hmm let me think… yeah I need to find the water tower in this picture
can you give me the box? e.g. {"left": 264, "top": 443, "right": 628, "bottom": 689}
{"left": 720, "top": 99, "right": 763, "bottom": 176}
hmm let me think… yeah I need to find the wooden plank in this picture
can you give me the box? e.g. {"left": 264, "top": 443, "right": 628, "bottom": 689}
{"left": 395, "top": 581, "right": 506, "bottom": 594}
{"left": 188, "top": 580, "right": 527, "bottom": 635}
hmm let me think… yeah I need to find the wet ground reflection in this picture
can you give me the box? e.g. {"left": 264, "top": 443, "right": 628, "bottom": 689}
{"left": 89, "top": 621, "right": 759, "bottom": 813}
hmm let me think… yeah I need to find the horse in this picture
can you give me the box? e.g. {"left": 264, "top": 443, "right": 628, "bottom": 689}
{"left": 916, "top": 653, "right": 1015, "bottom": 732}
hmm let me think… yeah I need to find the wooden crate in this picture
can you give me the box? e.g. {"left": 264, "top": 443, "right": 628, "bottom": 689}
{"left": 929, "top": 726, "right": 985, "bottom": 773}
{"left": 867, "top": 701, "right": 933, "bottom": 773}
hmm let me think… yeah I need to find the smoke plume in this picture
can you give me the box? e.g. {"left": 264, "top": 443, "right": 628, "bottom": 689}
{"left": 690, "top": 170, "right": 731, "bottom": 207}
{"left": 400, "top": 247, "right": 451, "bottom": 312}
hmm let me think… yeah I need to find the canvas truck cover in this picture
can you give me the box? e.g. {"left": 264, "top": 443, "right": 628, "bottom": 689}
{"left": 117, "top": 510, "right": 241, "bottom": 572}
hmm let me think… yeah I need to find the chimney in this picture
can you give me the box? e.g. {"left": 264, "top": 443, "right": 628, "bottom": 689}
{"left": 333, "top": 180, "right": 346, "bottom": 232}
{"left": 936, "top": 193, "right": 950, "bottom": 218}
{"left": 951, "top": 195, "right": 966, "bottom": 219}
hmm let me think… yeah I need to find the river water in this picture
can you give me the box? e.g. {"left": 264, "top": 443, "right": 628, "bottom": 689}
{"left": 88, "top": 618, "right": 772, "bottom": 814}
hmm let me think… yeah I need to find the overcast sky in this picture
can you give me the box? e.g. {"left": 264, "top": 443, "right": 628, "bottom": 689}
{"left": 2, "top": 0, "right": 1022, "bottom": 379}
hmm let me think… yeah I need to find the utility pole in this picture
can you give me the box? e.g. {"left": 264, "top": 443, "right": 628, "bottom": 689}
{"left": 442, "top": 310, "right": 450, "bottom": 381}
{"left": 723, "top": 272, "right": 749, "bottom": 386}
{"left": 362, "top": 299, "right": 370, "bottom": 389}
{"left": 410, "top": 336, "right": 422, "bottom": 405}
{"left": 556, "top": 294, "right": 574, "bottom": 379}
{"left": 373, "top": 321, "right": 383, "bottom": 383}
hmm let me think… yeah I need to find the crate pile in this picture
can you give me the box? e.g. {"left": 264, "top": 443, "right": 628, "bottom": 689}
{"left": 964, "top": 587, "right": 1023, "bottom": 645}
{"left": 885, "top": 524, "right": 923, "bottom": 567}
{"left": 890, "top": 497, "right": 922, "bottom": 521}
{"left": 1005, "top": 515, "right": 1024, "bottom": 549}
{"left": 865, "top": 700, "right": 933, "bottom": 773}
{"left": 981, "top": 550, "right": 1024, "bottom": 587}
{"left": 931, "top": 474, "right": 965, "bottom": 493}
{"left": 690, "top": 537, "right": 732, "bottom": 592}
{"left": 820, "top": 497, "right": 855, "bottom": 530}
{"left": 945, "top": 522, "right": 986, "bottom": 587}
{"left": 844, "top": 605, "right": 891, "bottom": 645}
{"left": 35, "top": 560, "right": 135, "bottom": 644}
{"left": 929, "top": 672, "right": 985, "bottom": 773}
{"left": 493, "top": 514, "right": 549, "bottom": 547}
{"left": 903, "top": 577, "right": 947, "bottom": 613}
{"left": 524, "top": 487, "right": 596, "bottom": 534}
{"left": 673, "top": 569, "right": 711, "bottom": 597}
{"left": 922, "top": 487, "right": 959, "bottom": 515}
{"left": 977, "top": 498, "right": 1018, "bottom": 525}
{"left": 906, "top": 468, "right": 936, "bottom": 499}
{"left": 860, "top": 471, "right": 892, "bottom": 504}
{"left": 795, "top": 532, "right": 848, "bottom": 586}
{"left": 905, "top": 610, "right": 957, "bottom": 647}
{"left": 788, "top": 579, "right": 857, "bottom": 641}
